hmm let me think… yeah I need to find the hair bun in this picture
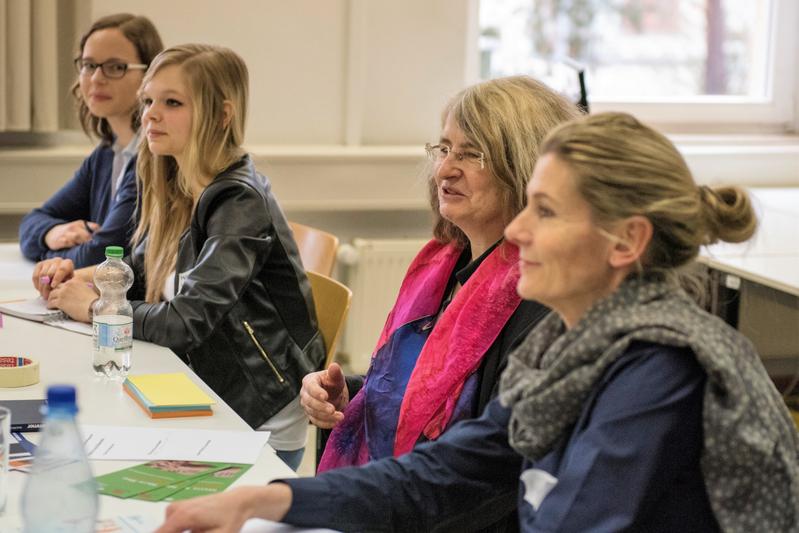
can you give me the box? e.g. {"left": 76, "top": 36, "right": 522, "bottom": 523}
{"left": 698, "top": 185, "right": 757, "bottom": 244}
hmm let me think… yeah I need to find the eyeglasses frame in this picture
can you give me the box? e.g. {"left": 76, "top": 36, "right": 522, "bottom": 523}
{"left": 424, "top": 143, "right": 486, "bottom": 170}
{"left": 74, "top": 59, "right": 148, "bottom": 79}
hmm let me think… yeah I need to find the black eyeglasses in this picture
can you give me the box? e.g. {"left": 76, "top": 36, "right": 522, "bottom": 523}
{"left": 74, "top": 59, "right": 147, "bottom": 79}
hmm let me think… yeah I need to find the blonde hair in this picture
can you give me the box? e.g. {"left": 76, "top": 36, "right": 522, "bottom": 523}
{"left": 134, "top": 44, "right": 248, "bottom": 303}
{"left": 541, "top": 112, "right": 757, "bottom": 272}
{"left": 72, "top": 13, "right": 163, "bottom": 144}
{"left": 429, "top": 76, "right": 580, "bottom": 247}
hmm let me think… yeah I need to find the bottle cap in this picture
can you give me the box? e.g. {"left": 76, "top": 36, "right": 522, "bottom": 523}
{"left": 104, "top": 246, "right": 124, "bottom": 258}
{"left": 46, "top": 384, "right": 78, "bottom": 414}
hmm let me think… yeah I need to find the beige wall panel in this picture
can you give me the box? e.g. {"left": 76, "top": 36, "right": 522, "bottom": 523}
{"left": 91, "top": 0, "right": 347, "bottom": 145}
{"left": 6, "top": 0, "right": 32, "bottom": 130}
{"left": 0, "top": 146, "right": 429, "bottom": 214}
{"left": 31, "top": 0, "right": 58, "bottom": 131}
{"left": 359, "top": 0, "right": 469, "bottom": 145}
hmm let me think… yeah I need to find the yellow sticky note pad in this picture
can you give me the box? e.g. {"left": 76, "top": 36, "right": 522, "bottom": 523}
{"left": 126, "top": 373, "right": 215, "bottom": 407}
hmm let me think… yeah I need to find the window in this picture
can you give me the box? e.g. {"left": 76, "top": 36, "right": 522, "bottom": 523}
{"left": 479, "top": 0, "right": 798, "bottom": 131}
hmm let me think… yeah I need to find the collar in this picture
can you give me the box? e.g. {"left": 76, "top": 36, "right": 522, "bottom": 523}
{"left": 112, "top": 130, "right": 141, "bottom": 157}
{"left": 454, "top": 239, "right": 503, "bottom": 286}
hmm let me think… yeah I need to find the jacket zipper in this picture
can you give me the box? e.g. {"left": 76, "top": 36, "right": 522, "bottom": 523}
{"left": 242, "top": 320, "right": 286, "bottom": 384}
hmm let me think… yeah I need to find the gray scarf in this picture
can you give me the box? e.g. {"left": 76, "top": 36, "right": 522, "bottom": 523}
{"left": 499, "top": 276, "right": 799, "bottom": 532}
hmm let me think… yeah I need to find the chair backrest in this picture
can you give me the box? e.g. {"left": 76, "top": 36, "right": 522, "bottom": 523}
{"left": 307, "top": 270, "right": 352, "bottom": 368}
{"left": 289, "top": 221, "right": 339, "bottom": 277}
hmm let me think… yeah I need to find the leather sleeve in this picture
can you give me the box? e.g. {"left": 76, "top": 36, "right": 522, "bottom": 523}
{"left": 131, "top": 179, "right": 274, "bottom": 354}
{"left": 123, "top": 238, "right": 147, "bottom": 303}
{"left": 345, "top": 374, "right": 365, "bottom": 398}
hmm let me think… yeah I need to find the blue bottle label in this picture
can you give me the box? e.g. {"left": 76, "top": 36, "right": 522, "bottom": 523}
{"left": 93, "top": 317, "right": 133, "bottom": 351}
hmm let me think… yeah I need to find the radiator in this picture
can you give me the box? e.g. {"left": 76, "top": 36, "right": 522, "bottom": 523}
{"left": 337, "top": 238, "right": 428, "bottom": 373}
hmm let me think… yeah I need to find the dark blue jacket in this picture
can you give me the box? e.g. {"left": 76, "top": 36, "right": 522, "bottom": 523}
{"left": 283, "top": 342, "right": 717, "bottom": 532}
{"left": 19, "top": 143, "right": 138, "bottom": 267}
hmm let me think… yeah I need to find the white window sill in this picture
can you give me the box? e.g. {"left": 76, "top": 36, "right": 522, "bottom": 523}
{"left": 1, "top": 134, "right": 797, "bottom": 214}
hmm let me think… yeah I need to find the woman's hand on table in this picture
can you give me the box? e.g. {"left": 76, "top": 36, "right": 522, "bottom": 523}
{"left": 32, "top": 258, "right": 75, "bottom": 298}
{"left": 300, "top": 362, "right": 349, "bottom": 429}
{"left": 47, "top": 279, "right": 97, "bottom": 323}
{"left": 44, "top": 220, "right": 98, "bottom": 250}
{"left": 155, "top": 484, "right": 293, "bottom": 533}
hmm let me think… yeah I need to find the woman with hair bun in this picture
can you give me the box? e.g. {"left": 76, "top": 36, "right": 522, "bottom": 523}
{"left": 499, "top": 111, "right": 795, "bottom": 531}
{"left": 157, "top": 113, "right": 798, "bottom": 533}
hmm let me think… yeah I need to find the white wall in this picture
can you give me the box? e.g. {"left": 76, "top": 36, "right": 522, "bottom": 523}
{"left": 91, "top": 0, "right": 468, "bottom": 146}
{"left": 0, "top": 0, "right": 474, "bottom": 238}
{"left": 93, "top": 0, "right": 349, "bottom": 145}
{"left": 1, "top": 0, "right": 797, "bottom": 229}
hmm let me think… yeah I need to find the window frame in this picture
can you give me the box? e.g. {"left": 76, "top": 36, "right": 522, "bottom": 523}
{"left": 474, "top": 0, "right": 798, "bottom": 133}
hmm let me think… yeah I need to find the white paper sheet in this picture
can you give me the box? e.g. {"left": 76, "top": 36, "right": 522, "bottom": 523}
{"left": 0, "top": 297, "right": 61, "bottom": 321}
{"left": 44, "top": 315, "right": 94, "bottom": 335}
{"left": 0, "top": 297, "right": 93, "bottom": 335}
{"left": 81, "top": 425, "right": 271, "bottom": 463}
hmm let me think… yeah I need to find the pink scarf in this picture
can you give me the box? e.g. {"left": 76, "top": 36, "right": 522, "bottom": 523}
{"left": 319, "top": 239, "right": 521, "bottom": 469}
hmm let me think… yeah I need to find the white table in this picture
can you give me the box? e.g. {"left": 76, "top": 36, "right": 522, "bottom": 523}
{"left": 0, "top": 243, "right": 296, "bottom": 530}
{"left": 698, "top": 188, "right": 799, "bottom": 364}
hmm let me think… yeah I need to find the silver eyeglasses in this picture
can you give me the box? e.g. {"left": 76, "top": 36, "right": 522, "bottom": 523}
{"left": 425, "top": 143, "right": 485, "bottom": 170}
{"left": 75, "top": 59, "right": 147, "bottom": 79}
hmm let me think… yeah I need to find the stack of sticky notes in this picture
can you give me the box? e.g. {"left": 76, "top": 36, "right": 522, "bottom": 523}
{"left": 123, "top": 373, "right": 215, "bottom": 418}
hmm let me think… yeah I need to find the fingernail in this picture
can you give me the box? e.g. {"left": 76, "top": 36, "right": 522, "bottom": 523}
{"left": 40, "top": 275, "right": 51, "bottom": 286}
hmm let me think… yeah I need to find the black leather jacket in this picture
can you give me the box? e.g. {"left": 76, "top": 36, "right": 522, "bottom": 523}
{"left": 125, "top": 155, "right": 325, "bottom": 428}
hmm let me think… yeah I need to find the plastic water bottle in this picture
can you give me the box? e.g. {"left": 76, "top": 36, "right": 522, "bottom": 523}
{"left": 21, "top": 385, "right": 98, "bottom": 532}
{"left": 92, "top": 245, "right": 134, "bottom": 378}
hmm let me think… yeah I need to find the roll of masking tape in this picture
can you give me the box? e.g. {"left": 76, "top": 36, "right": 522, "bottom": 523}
{"left": 0, "top": 356, "right": 40, "bottom": 387}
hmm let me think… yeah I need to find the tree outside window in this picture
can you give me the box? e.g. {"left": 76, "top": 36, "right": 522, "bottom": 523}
{"left": 480, "top": 0, "right": 771, "bottom": 101}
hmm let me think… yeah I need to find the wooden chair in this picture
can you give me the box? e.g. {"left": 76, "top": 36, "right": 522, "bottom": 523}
{"left": 289, "top": 221, "right": 339, "bottom": 277}
{"left": 307, "top": 270, "right": 352, "bottom": 368}
{"left": 307, "top": 270, "right": 352, "bottom": 469}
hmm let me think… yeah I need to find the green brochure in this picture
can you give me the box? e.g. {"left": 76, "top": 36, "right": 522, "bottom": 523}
{"left": 132, "top": 477, "right": 198, "bottom": 502}
{"left": 141, "top": 463, "right": 247, "bottom": 502}
{"left": 96, "top": 460, "right": 233, "bottom": 498}
{"left": 134, "top": 463, "right": 250, "bottom": 502}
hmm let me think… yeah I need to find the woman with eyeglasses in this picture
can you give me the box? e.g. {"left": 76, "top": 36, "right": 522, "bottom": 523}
{"left": 301, "top": 77, "right": 579, "bottom": 481}
{"left": 19, "top": 14, "right": 163, "bottom": 267}
{"left": 156, "top": 112, "right": 799, "bottom": 533}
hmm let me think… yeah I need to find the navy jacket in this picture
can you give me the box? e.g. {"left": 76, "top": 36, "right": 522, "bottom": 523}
{"left": 283, "top": 342, "right": 717, "bottom": 532}
{"left": 19, "top": 143, "right": 138, "bottom": 267}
